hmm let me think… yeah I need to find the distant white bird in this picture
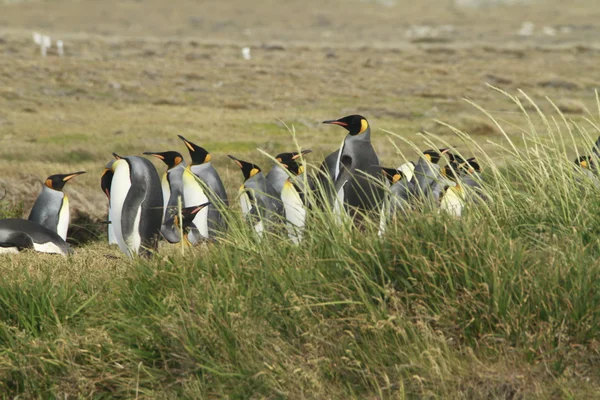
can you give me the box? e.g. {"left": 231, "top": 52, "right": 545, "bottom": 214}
{"left": 242, "top": 47, "right": 251, "bottom": 60}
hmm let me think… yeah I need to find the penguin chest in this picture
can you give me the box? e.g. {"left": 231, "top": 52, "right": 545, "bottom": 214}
{"left": 56, "top": 194, "right": 69, "bottom": 241}
{"left": 109, "top": 160, "right": 132, "bottom": 255}
{"left": 440, "top": 186, "right": 465, "bottom": 217}
{"left": 281, "top": 181, "right": 305, "bottom": 227}
{"left": 281, "top": 180, "right": 306, "bottom": 244}
{"left": 161, "top": 173, "right": 170, "bottom": 220}
{"left": 182, "top": 171, "right": 209, "bottom": 238}
{"left": 33, "top": 241, "right": 67, "bottom": 255}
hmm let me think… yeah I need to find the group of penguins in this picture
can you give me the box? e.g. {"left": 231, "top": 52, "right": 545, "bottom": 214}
{"left": 2, "top": 113, "right": 597, "bottom": 257}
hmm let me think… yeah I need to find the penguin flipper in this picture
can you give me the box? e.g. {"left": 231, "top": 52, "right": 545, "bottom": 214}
{"left": 0, "top": 231, "right": 35, "bottom": 251}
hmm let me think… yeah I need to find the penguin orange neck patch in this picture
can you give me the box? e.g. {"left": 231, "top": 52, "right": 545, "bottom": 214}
{"left": 358, "top": 119, "right": 369, "bottom": 135}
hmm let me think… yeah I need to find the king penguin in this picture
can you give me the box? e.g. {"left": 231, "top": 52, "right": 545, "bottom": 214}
{"left": 28, "top": 171, "right": 86, "bottom": 241}
{"left": 101, "top": 159, "right": 118, "bottom": 245}
{"left": 229, "top": 155, "right": 283, "bottom": 236}
{"left": 266, "top": 150, "right": 312, "bottom": 197}
{"left": 320, "top": 115, "right": 381, "bottom": 213}
{"left": 144, "top": 151, "right": 187, "bottom": 243}
{"left": 178, "top": 135, "right": 229, "bottom": 241}
{"left": 276, "top": 152, "right": 312, "bottom": 244}
{"left": 103, "top": 153, "right": 163, "bottom": 257}
{"left": 0, "top": 219, "right": 71, "bottom": 255}
{"left": 439, "top": 163, "right": 465, "bottom": 217}
{"left": 409, "top": 148, "right": 449, "bottom": 205}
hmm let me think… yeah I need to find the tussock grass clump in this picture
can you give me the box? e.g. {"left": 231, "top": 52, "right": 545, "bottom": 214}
{"left": 1, "top": 90, "right": 600, "bottom": 398}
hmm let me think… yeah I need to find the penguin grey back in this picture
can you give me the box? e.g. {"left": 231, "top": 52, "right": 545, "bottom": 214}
{"left": 161, "top": 163, "right": 186, "bottom": 243}
{"left": 190, "top": 163, "right": 229, "bottom": 235}
{"left": 121, "top": 156, "right": 163, "bottom": 256}
{"left": 28, "top": 186, "right": 64, "bottom": 233}
{"left": 0, "top": 219, "right": 71, "bottom": 254}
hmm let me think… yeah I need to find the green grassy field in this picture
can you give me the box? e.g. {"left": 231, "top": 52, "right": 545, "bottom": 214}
{"left": 2, "top": 0, "right": 600, "bottom": 398}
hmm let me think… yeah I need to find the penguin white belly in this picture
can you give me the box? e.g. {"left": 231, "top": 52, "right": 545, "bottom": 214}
{"left": 333, "top": 137, "right": 346, "bottom": 180}
{"left": 56, "top": 194, "right": 70, "bottom": 241}
{"left": 33, "top": 241, "right": 66, "bottom": 255}
{"left": 378, "top": 201, "right": 388, "bottom": 237}
{"left": 238, "top": 185, "right": 252, "bottom": 216}
{"left": 0, "top": 247, "right": 19, "bottom": 254}
{"left": 125, "top": 206, "right": 142, "bottom": 256}
{"left": 399, "top": 162, "right": 416, "bottom": 183}
{"left": 440, "top": 186, "right": 464, "bottom": 217}
{"left": 183, "top": 171, "right": 209, "bottom": 239}
{"left": 333, "top": 180, "right": 348, "bottom": 225}
{"left": 161, "top": 173, "right": 170, "bottom": 221}
{"left": 109, "top": 160, "right": 132, "bottom": 255}
{"left": 281, "top": 180, "right": 306, "bottom": 244}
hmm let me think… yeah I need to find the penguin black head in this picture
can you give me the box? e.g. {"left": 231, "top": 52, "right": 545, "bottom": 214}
{"left": 144, "top": 151, "right": 185, "bottom": 169}
{"left": 442, "top": 163, "right": 460, "bottom": 181}
{"left": 173, "top": 202, "right": 211, "bottom": 232}
{"left": 380, "top": 167, "right": 403, "bottom": 184}
{"left": 178, "top": 135, "right": 212, "bottom": 165}
{"left": 276, "top": 149, "right": 312, "bottom": 175}
{"left": 228, "top": 155, "right": 261, "bottom": 181}
{"left": 576, "top": 155, "right": 594, "bottom": 170}
{"left": 323, "top": 115, "right": 369, "bottom": 136}
{"left": 464, "top": 157, "right": 481, "bottom": 174}
{"left": 448, "top": 153, "right": 467, "bottom": 165}
{"left": 423, "top": 149, "right": 449, "bottom": 164}
{"left": 45, "top": 171, "right": 86, "bottom": 191}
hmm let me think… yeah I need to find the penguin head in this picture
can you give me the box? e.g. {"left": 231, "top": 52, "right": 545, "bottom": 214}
{"left": 144, "top": 151, "right": 185, "bottom": 169}
{"left": 45, "top": 171, "right": 86, "bottom": 191}
{"left": 323, "top": 115, "right": 369, "bottom": 136}
{"left": 178, "top": 135, "right": 212, "bottom": 165}
{"left": 228, "top": 155, "right": 261, "bottom": 181}
{"left": 380, "top": 167, "right": 403, "bottom": 184}
{"left": 423, "top": 149, "right": 449, "bottom": 164}
{"left": 101, "top": 160, "right": 115, "bottom": 199}
{"left": 576, "top": 155, "right": 594, "bottom": 170}
{"left": 275, "top": 149, "right": 312, "bottom": 175}
{"left": 448, "top": 153, "right": 467, "bottom": 165}
{"left": 173, "top": 202, "right": 211, "bottom": 232}
{"left": 442, "top": 163, "right": 459, "bottom": 181}
{"left": 464, "top": 157, "right": 481, "bottom": 174}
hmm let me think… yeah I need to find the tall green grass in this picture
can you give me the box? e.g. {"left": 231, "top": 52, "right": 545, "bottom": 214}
{"left": 1, "top": 89, "right": 600, "bottom": 398}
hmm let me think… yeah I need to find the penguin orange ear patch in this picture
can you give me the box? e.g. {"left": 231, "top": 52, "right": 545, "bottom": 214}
{"left": 174, "top": 156, "right": 183, "bottom": 166}
{"left": 204, "top": 153, "right": 211, "bottom": 163}
{"left": 45, "top": 179, "right": 53, "bottom": 189}
{"left": 250, "top": 168, "right": 260, "bottom": 178}
{"left": 359, "top": 119, "right": 369, "bottom": 134}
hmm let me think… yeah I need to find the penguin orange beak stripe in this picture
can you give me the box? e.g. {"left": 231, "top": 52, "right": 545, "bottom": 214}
{"left": 145, "top": 153, "right": 165, "bottom": 160}
{"left": 292, "top": 149, "right": 312, "bottom": 160}
{"left": 323, "top": 120, "right": 349, "bottom": 127}
{"left": 62, "top": 171, "right": 86, "bottom": 182}
{"left": 227, "top": 155, "right": 243, "bottom": 169}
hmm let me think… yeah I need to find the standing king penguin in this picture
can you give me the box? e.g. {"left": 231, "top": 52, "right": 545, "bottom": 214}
{"left": 229, "top": 155, "right": 283, "bottom": 236}
{"left": 275, "top": 151, "right": 312, "bottom": 244}
{"left": 28, "top": 171, "right": 86, "bottom": 241}
{"left": 178, "top": 135, "right": 229, "bottom": 241}
{"left": 101, "top": 153, "right": 163, "bottom": 257}
{"left": 320, "top": 115, "right": 381, "bottom": 213}
{"left": 144, "top": 151, "right": 187, "bottom": 243}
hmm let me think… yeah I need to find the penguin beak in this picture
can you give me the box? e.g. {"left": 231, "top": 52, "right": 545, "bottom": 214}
{"left": 112, "top": 153, "right": 122, "bottom": 160}
{"left": 178, "top": 135, "right": 196, "bottom": 152}
{"left": 144, "top": 152, "right": 165, "bottom": 160}
{"left": 191, "top": 202, "right": 211, "bottom": 214}
{"left": 63, "top": 171, "right": 86, "bottom": 182}
{"left": 227, "top": 155, "right": 243, "bottom": 169}
{"left": 292, "top": 149, "right": 312, "bottom": 160}
{"left": 323, "top": 120, "right": 348, "bottom": 127}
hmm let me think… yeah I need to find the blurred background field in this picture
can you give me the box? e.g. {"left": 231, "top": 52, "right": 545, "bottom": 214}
{"left": 1, "top": 0, "right": 599, "bottom": 223}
